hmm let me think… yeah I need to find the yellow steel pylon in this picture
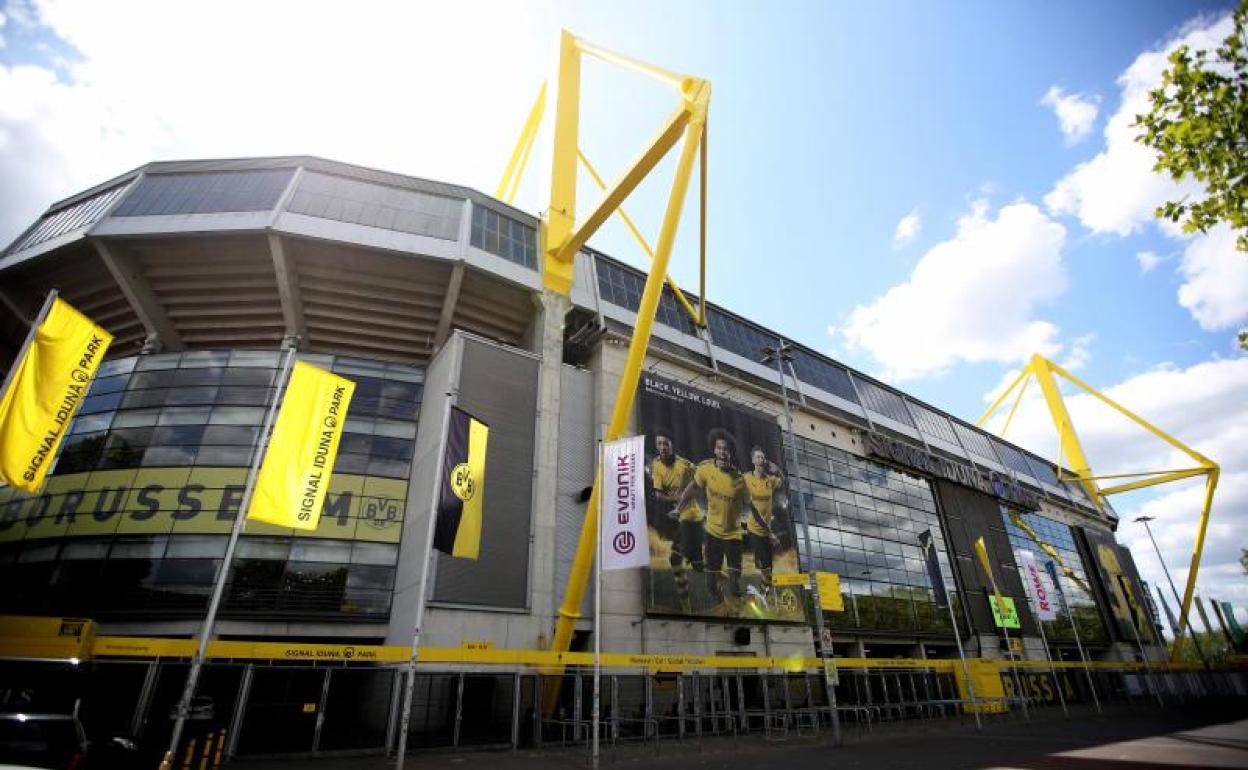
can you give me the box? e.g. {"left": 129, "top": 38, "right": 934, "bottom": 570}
{"left": 494, "top": 31, "right": 712, "bottom": 683}
{"left": 978, "top": 354, "right": 1219, "bottom": 661}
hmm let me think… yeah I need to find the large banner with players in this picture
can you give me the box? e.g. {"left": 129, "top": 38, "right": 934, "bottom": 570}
{"left": 639, "top": 374, "right": 806, "bottom": 622}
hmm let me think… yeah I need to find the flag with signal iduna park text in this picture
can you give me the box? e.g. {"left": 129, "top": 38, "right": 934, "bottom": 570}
{"left": 0, "top": 296, "right": 112, "bottom": 493}
{"left": 247, "top": 361, "right": 354, "bottom": 531}
{"left": 434, "top": 407, "right": 489, "bottom": 559}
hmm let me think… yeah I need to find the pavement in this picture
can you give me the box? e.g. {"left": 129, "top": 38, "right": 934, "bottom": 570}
{"left": 232, "top": 701, "right": 1248, "bottom": 770}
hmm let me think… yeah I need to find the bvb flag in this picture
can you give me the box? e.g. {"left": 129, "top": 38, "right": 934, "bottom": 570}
{"left": 0, "top": 296, "right": 112, "bottom": 493}
{"left": 434, "top": 407, "right": 489, "bottom": 559}
{"left": 247, "top": 361, "right": 354, "bottom": 530}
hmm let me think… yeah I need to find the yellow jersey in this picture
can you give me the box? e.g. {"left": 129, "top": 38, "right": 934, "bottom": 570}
{"left": 744, "top": 472, "right": 782, "bottom": 536}
{"left": 693, "top": 460, "right": 748, "bottom": 540}
{"left": 651, "top": 456, "right": 700, "bottom": 522}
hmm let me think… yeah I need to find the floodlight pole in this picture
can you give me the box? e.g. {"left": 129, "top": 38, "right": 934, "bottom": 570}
{"left": 763, "top": 341, "right": 840, "bottom": 745}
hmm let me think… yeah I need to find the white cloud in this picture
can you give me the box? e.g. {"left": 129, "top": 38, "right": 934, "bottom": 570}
{"left": 984, "top": 357, "right": 1248, "bottom": 609}
{"left": 0, "top": 0, "right": 553, "bottom": 245}
{"left": 841, "top": 199, "right": 1066, "bottom": 381}
{"left": 1040, "top": 85, "right": 1099, "bottom": 144}
{"left": 1060, "top": 333, "right": 1094, "bottom": 371}
{"left": 1045, "top": 14, "right": 1233, "bottom": 237}
{"left": 1176, "top": 225, "right": 1248, "bottom": 331}
{"left": 893, "top": 209, "right": 921, "bottom": 247}
{"left": 1135, "top": 250, "right": 1163, "bottom": 273}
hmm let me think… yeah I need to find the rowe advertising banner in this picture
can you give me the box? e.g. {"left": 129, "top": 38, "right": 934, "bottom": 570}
{"left": 601, "top": 435, "right": 650, "bottom": 570}
{"left": 1018, "top": 550, "right": 1058, "bottom": 622}
{"left": 638, "top": 374, "right": 805, "bottom": 622}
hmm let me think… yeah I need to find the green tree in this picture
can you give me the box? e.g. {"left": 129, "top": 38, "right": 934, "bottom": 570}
{"left": 1135, "top": 1, "right": 1248, "bottom": 349}
{"left": 1241, "top": 546, "right": 1248, "bottom": 574}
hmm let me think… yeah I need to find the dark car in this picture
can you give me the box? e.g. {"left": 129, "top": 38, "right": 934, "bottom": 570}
{"left": 0, "top": 712, "right": 88, "bottom": 770}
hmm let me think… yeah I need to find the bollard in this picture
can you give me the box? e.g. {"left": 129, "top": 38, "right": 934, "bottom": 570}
{"left": 213, "top": 729, "right": 227, "bottom": 768}
{"left": 198, "top": 731, "right": 213, "bottom": 770}
{"left": 180, "top": 738, "right": 197, "bottom": 770}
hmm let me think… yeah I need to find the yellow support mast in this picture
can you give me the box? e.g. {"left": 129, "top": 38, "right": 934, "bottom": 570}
{"left": 978, "top": 354, "right": 1219, "bottom": 661}
{"left": 494, "top": 31, "right": 712, "bottom": 668}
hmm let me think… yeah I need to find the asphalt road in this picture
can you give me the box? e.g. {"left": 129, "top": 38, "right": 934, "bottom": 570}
{"left": 233, "top": 701, "right": 1248, "bottom": 770}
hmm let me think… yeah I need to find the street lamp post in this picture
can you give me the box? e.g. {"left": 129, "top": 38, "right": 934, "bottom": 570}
{"left": 1134, "top": 516, "right": 1211, "bottom": 671}
{"left": 762, "top": 340, "right": 840, "bottom": 745}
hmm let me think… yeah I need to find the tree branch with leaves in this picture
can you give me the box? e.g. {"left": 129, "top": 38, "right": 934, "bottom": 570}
{"left": 1135, "top": 1, "right": 1248, "bottom": 348}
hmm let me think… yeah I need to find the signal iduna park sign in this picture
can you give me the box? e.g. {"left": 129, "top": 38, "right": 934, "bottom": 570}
{"left": 863, "top": 431, "right": 1039, "bottom": 510}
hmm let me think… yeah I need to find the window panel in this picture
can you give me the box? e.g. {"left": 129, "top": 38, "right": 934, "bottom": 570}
{"left": 113, "top": 170, "right": 292, "bottom": 216}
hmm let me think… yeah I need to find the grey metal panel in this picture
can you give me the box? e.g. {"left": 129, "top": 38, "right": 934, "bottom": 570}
{"left": 112, "top": 170, "right": 294, "bottom": 216}
{"left": 386, "top": 334, "right": 459, "bottom": 645}
{"left": 554, "top": 366, "right": 595, "bottom": 620}
{"left": 432, "top": 336, "right": 539, "bottom": 608}
{"left": 287, "top": 171, "right": 462, "bottom": 241}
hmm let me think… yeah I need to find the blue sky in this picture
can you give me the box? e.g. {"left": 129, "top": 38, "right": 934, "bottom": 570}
{"left": 1, "top": 0, "right": 1245, "bottom": 620}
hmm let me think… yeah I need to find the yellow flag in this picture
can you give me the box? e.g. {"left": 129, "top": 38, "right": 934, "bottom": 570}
{"left": 0, "top": 297, "right": 112, "bottom": 493}
{"left": 974, "top": 535, "right": 1005, "bottom": 607}
{"left": 247, "top": 361, "right": 354, "bottom": 530}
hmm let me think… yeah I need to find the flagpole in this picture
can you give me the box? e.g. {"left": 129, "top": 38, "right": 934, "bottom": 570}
{"left": 591, "top": 439, "right": 603, "bottom": 769}
{"left": 1125, "top": 601, "right": 1164, "bottom": 707}
{"left": 944, "top": 592, "right": 981, "bottom": 730}
{"left": 1065, "top": 594, "right": 1101, "bottom": 714}
{"left": 161, "top": 338, "right": 298, "bottom": 770}
{"left": 395, "top": 389, "right": 457, "bottom": 770}
{"left": 996, "top": 601, "right": 1029, "bottom": 721}
{"left": 1032, "top": 608, "right": 1068, "bottom": 717}
{"left": 0, "top": 290, "right": 57, "bottom": 415}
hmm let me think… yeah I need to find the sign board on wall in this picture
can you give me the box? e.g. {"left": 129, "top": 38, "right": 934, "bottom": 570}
{"left": 989, "top": 595, "right": 1021, "bottom": 629}
{"left": 0, "top": 467, "right": 407, "bottom": 543}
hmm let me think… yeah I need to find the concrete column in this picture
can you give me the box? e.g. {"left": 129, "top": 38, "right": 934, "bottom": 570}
{"left": 530, "top": 289, "right": 569, "bottom": 635}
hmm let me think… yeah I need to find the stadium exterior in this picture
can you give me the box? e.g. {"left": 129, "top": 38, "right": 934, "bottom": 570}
{"left": 0, "top": 157, "right": 1180, "bottom": 757}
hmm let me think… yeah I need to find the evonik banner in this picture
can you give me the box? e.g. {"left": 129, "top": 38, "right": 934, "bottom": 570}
{"left": 601, "top": 435, "right": 650, "bottom": 570}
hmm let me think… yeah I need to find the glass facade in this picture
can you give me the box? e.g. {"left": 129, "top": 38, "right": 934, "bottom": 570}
{"left": 112, "top": 170, "right": 294, "bottom": 216}
{"left": 1002, "top": 510, "right": 1108, "bottom": 644}
{"left": 6, "top": 182, "right": 131, "bottom": 254}
{"left": 470, "top": 205, "right": 537, "bottom": 269}
{"left": 0, "top": 351, "right": 423, "bottom": 622}
{"left": 785, "top": 434, "right": 959, "bottom": 635}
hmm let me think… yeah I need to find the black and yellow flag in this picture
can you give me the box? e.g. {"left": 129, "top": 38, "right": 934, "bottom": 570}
{"left": 434, "top": 407, "right": 488, "bottom": 559}
{"left": 0, "top": 296, "right": 112, "bottom": 493}
{"left": 247, "top": 361, "right": 355, "bottom": 531}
